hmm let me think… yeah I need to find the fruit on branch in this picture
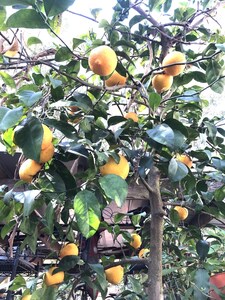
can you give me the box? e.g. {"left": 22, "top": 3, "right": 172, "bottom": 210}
{"left": 44, "top": 267, "right": 65, "bottom": 287}
{"left": 130, "top": 233, "right": 142, "bottom": 249}
{"left": 174, "top": 206, "right": 188, "bottom": 221}
{"left": 39, "top": 142, "right": 55, "bottom": 163}
{"left": 162, "top": 51, "right": 186, "bottom": 76}
{"left": 105, "top": 70, "right": 127, "bottom": 87}
{"left": 125, "top": 112, "right": 139, "bottom": 122}
{"left": 105, "top": 265, "right": 124, "bottom": 285}
{"left": 88, "top": 45, "right": 117, "bottom": 76}
{"left": 99, "top": 154, "right": 129, "bottom": 179}
{"left": 59, "top": 243, "right": 79, "bottom": 259}
{"left": 138, "top": 248, "right": 150, "bottom": 258}
{"left": 152, "top": 73, "right": 173, "bottom": 93}
{"left": 41, "top": 124, "right": 53, "bottom": 150}
{"left": 176, "top": 154, "right": 193, "bottom": 168}
{"left": 19, "top": 159, "right": 42, "bottom": 183}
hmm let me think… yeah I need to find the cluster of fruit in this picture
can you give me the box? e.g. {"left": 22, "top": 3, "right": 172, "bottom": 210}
{"left": 105, "top": 233, "right": 150, "bottom": 285}
{"left": 152, "top": 51, "right": 186, "bottom": 93}
{"left": 17, "top": 124, "right": 54, "bottom": 183}
{"left": 88, "top": 45, "right": 139, "bottom": 122}
{"left": 21, "top": 243, "right": 78, "bottom": 299}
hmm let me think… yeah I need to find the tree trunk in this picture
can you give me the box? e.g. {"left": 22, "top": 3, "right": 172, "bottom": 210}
{"left": 148, "top": 166, "right": 165, "bottom": 300}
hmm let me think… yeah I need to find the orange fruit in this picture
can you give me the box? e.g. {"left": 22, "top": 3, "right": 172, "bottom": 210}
{"left": 162, "top": 51, "right": 186, "bottom": 76}
{"left": 174, "top": 206, "right": 188, "bottom": 221}
{"left": 130, "top": 233, "right": 142, "bottom": 249}
{"left": 105, "top": 265, "right": 124, "bottom": 285}
{"left": 22, "top": 295, "right": 32, "bottom": 300}
{"left": 176, "top": 154, "right": 192, "bottom": 168}
{"left": 59, "top": 243, "right": 79, "bottom": 259}
{"left": 88, "top": 45, "right": 117, "bottom": 76}
{"left": 105, "top": 70, "right": 126, "bottom": 87}
{"left": 99, "top": 154, "right": 129, "bottom": 180}
{"left": 39, "top": 143, "right": 55, "bottom": 163}
{"left": 44, "top": 267, "right": 64, "bottom": 287}
{"left": 152, "top": 73, "right": 173, "bottom": 93}
{"left": 124, "top": 112, "right": 138, "bottom": 122}
{"left": 138, "top": 248, "right": 150, "bottom": 258}
{"left": 41, "top": 124, "right": 53, "bottom": 150}
{"left": 19, "top": 159, "right": 42, "bottom": 183}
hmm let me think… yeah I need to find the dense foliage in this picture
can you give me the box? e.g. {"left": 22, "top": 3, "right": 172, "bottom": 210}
{"left": 0, "top": 0, "right": 225, "bottom": 299}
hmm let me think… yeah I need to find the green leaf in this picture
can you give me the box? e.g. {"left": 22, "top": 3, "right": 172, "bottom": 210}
{"left": 0, "top": 71, "right": 16, "bottom": 88}
{"left": 114, "top": 40, "right": 138, "bottom": 52}
{"left": 27, "top": 36, "right": 42, "bottom": 46}
{"left": 99, "top": 174, "right": 128, "bottom": 208}
{"left": 169, "top": 209, "right": 180, "bottom": 226}
{"left": 71, "top": 92, "right": 93, "bottom": 112}
{"left": 0, "top": 0, "right": 34, "bottom": 5}
{"left": 23, "top": 190, "right": 41, "bottom": 217}
{"left": 0, "top": 6, "right": 6, "bottom": 29}
{"left": 192, "top": 71, "right": 206, "bottom": 83}
{"left": 72, "top": 38, "right": 85, "bottom": 49}
{"left": 43, "top": 202, "right": 54, "bottom": 234}
{"left": 129, "top": 15, "right": 145, "bottom": 28}
{"left": 44, "top": 0, "right": 75, "bottom": 17}
{"left": 17, "top": 90, "right": 42, "bottom": 107}
{"left": 89, "top": 264, "right": 108, "bottom": 294}
{"left": 9, "top": 275, "right": 26, "bottom": 291}
{"left": 116, "top": 50, "right": 135, "bottom": 66}
{"left": 21, "top": 226, "right": 38, "bottom": 253}
{"left": 206, "top": 60, "right": 221, "bottom": 85}
{"left": 214, "top": 184, "right": 225, "bottom": 201}
{"left": 43, "top": 118, "right": 76, "bottom": 139}
{"left": 49, "top": 76, "right": 62, "bottom": 89}
{"left": 149, "top": 93, "right": 161, "bottom": 110}
{"left": 147, "top": 123, "right": 174, "bottom": 149}
{"left": 1, "top": 220, "right": 16, "bottom": 239}
{"left": 0, "top": 107, "right": 23, "bottom": 132}
{"left": 210, "top": 77, "right": 225, "bottom": 94}
{"left": 194, "top": 268, "right": 210, "bottom": 300}
{"left": 212, "top": 158, "right": 225, "bottom": 172}
{"left": 168, "top": 158, "right": 189, "bottom": 182}
{"left": 163, "top": 0, "right": 172, "bottom": 12}
{"left": 55, "top": 46, "right": 72, "bottom": 62}
{"left": 6, "top": 9, "right": 48, "bottom": 29}
{"left": 13, "top": 117, "right": 43, "bottom": 162}
{"left": 74, "top": 190, "right": 101, "bottom": 238}
{"left": 58, "top": 255, "right": 80, "bottom": 271}
{"left": 196, "top": 240, "right": 210, "bottom": 260}
{"left": 53, "top": 160, "right": 77, "bottom": 198}
{"left": 30, "top": 286, "right": 57, "bottom": 300}
{"left": 20, "top": 216, "right": 37, "bottom": 235}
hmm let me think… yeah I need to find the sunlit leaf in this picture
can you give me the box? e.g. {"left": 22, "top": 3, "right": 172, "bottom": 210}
{"left": 74, "top": 190, "right": 101, "bottom": 238}
{"left": 99, "top": 174, "right": 128, "bottom": 207}
{"left": 0, "top": 71, "right": 16, "bottom": 88}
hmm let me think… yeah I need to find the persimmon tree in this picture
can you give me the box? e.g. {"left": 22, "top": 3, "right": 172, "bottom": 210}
{"left": 0, "top": 0, "right": 225, "bottom": 299}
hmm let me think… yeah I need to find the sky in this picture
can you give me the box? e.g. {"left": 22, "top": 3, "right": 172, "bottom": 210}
{"left": 63, "top": 0, "right": 117, "bottom": 36}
